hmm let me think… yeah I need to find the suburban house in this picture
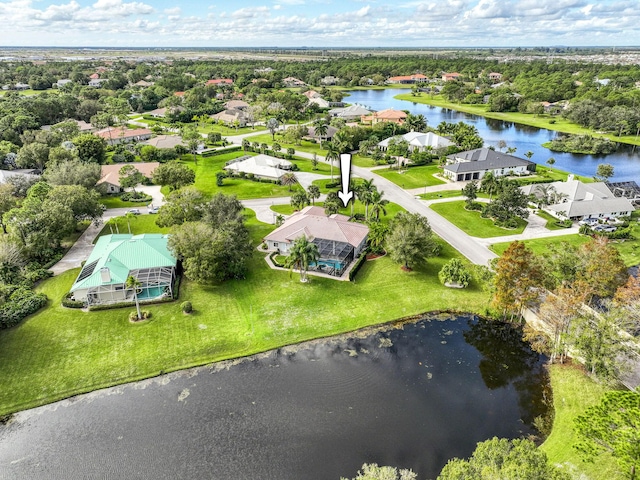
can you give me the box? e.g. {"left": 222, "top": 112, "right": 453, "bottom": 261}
{"left": 97, "top": 162, "right": 159, "bottom": 193}
{"left": 264, "top": 206, "right": 369, "bottom": 278}
{"left": 224, "top": 154, "right": 292, "bottom": 181}
{"left": 361, "top": 109, "right": 407, "bottom": 125}
{"left": 378, "top": 131, "right": 454, "bottom": 152}
{"left": 488, "top": 72, "right": 503, "bottom": 82}
{"left": 147, "top": 106, "right": 185, "bottom": 118}
{"left": 225, "top": 99, "right": 250, "bottom": 110}
{"left": 306, "top": 125, "right": 338, "bottom": 142}
{"left": 320, "top": 76, "right": 340, "bottom": 85}
{"left": 443, "top": 148, "right": 536, "bottom": 182}
{"left": 303, "top": 90, "right": 330, "bottom": 108}
{"left": 54, "top": 79, "right": 72, "bottom": 88}
{"left": 133, "top": 80, "right": 154, "bottom": 88}
{"left": 211, "top": 108, "right": 247, "bottom": 127}
{"left": 206, "top": 78, "right": 234, "bottom": 86}
{"left": 69, "top": 234, "right": 177, "bottom": 306}
{"left": 88, "top": 78, "right": 109, "bottom": 88}
{"left": 328, "top": 104, "right": 372, "bottom": 120}
{"left": 521, "top": 179, "right": 635, "bottom": 221}
{"left": 95, "top": 127, "right": 152, "bottom": 146}
{"left": 0, "top": 169, "right": 39, "bottom": 185}
{"left": 141, "top": 135, "right": 186, "bottom": 149}
{"left": 282, "top": 77, "right": 306, "bottom": 87}
{"left": 386, "top": 74, "right": 428, "bottom": 84}
{"left": 442, "top": 72, "right": 462, "bottom": 82}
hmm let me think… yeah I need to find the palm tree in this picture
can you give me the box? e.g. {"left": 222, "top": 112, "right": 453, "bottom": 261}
{"left": 280, "top": 172, "right": 298, "bottom": 191}
{"left": 533, "top": 184, "right": 556, "bottom": 209}
{"left": 313, "top": 122, "right": 328, "bottom": 141}
{"left": 357, "top": 179, "right": 376, "bottom": 220}
{"left": 480, "top": 172, "right": 500, "bottom": 202}
{"left": 325, "top": 143, "right": 340, "bottom": 182}
{"left": 307, "top": 185, "right": 321, "bottom": 205}
{"left": 124, "top": 212, "right": 135, "bottom": 234}
{"left": 285, "top": 236, "right": 320, "bottom": 283}
{"left": 368, "top": 189, "right": 389, "bottom": 221}
{"left": 125, "top": 275, "right": 142, "bottom": 320}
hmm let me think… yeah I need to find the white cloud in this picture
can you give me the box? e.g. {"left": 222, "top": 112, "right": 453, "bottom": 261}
{"left": 163, "top": 6, "right": 181, "bottom": 15}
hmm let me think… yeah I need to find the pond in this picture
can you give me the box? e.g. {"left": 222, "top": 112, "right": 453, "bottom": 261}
{"left": 345, "top": 89, "right": 640, "bottom": 182}
{"left": 0, "top": 315, "right": 550, "bottom": 480}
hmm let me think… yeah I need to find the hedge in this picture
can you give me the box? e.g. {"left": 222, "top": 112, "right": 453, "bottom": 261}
{"left": 201, "top": 146, "right": 242, "bottom": 157}
{"left": 0, "top": 287, "right": 48, "bottom": 329}
{"left": 348, "top": 252, "right": 368, "bottom": 281}
{"left": 62, "top": 292, "right": 84, "bottom": 309}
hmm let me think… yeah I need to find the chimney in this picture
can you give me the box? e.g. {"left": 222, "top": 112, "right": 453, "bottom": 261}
{"left": 99, "top": 267, "right": 111, "bottom": 283}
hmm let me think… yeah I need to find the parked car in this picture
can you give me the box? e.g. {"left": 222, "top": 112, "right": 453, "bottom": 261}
{"left": 579, "top": 218, "right": 598, "bottom": 226}
{"left": 148, "top": 205, "right": 159, "bottom": 214}
{"left": 593, "top": 224, "right": 617, "bottom": 233}
{"left": 127, "top": 208, "right": 141, "bottom": 215}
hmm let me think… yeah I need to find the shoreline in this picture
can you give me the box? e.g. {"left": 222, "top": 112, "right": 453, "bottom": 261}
{"left": 392, "top": 92, "right": 640, "bottom": 148}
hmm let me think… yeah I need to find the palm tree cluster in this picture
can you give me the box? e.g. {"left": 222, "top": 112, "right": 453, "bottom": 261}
{"left": 356, "top": 179, "right": 389, "bottom": 222}
{"left": 285, "top": 236, "right": 320, "bottom": 283}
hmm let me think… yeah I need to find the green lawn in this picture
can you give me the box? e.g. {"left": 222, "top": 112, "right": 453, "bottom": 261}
{"left": 542, "top": 364, "right": 621, "bottom": 480}
{"left": 419, "top": 190, "right": 491, "bottom": 200}
{"left": 490, "top": 228, "right": 640, "bottom": 267}
{"left": 374, "top": 164, "right": 446, "bottom": 189}
{"left": 430, "top": 200, "right": 527, "bottom": 238}
{"left": 0, "top": 212, "right": 488, "bottom": 416}
{"left": 395, "top": 93, "right": 640, "bottom": 147}
{"left": 100, "top": 196, "right": 151, "bottom": 209}
{"left": 534, "top": 210, "right": 572, "bottom": 231}
{"left": 129, "top": 115, "right": 257, "bottom": 136}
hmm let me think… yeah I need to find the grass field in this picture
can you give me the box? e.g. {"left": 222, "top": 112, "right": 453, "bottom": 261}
{"left": 395, "top": 93, "right": 640, "bottom": 147}
{"left": 430, "top": 200, "right": 527, "bottom": 238}
{"left": 374, "top": 165, "right": 446, "bottom": 189}
{"left": 419, "top": 190, "right": 491, "bottom": 200}
{"left": 95, "top": 213, "right": 170, "bottom": 241}
{"left": 99, "top": 196, "right": 152, "bottom": 209}
{"left": 534, "top": 210, "right": 573, "bottom": 231}
{"left": 0, "top": 212, "right": 488, "bottom": 416}
{"left": 542, "top": 364, "right": 621, "bottom": 480}
{"left": 271, "top": 200, "right": 405, "bottom": 225}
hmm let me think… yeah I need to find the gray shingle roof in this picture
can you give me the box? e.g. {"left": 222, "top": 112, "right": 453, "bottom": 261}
{"left": 445, "top": 148, "right": 535, "bottom": 173}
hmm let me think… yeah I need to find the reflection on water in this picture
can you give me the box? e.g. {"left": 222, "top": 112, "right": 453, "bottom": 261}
{"left": 0, "top": 315, "right": 549, "bottom": 480}
{"left": 346, "top": 89, "right": 640, "bottom": 182}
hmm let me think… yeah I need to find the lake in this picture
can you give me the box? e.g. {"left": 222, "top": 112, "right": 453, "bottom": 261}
{"left": 345, "top": 89, "right": 640, "bottom": 183}
{"left": 0, "top": 315, "right": 549, "bottom": 480}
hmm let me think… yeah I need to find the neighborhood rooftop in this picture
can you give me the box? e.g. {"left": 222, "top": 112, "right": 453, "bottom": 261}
{"left": 445, "top": 148, "right": 535, "bottom": 173}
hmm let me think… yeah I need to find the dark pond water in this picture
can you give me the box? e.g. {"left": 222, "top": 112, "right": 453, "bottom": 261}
{"left": 0, "top": 315, "right": 549, "bottom": 480}
{"left": 346, "top": 89, "right": 640, "bottom": 183}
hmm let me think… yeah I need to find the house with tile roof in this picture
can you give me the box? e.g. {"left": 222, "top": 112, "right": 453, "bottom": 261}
{"left": 361, "top": 108, "right": 408, "bottom": 125}
{"left": 97, "top": 162, "right": 159, "bottom": 193}
{"left": 211, "top": 108, "right": 248, "bottom": 127}
{"left": 328, "top": 104, "right": 372, "bottom": 120}
{"left": 444, "top": 148, "right": 536, "bottom": 182}
{"left": 206, "top": 78, "right": 234, "bottom": 86}
{"left": 386, "top": 74, "right": 428, "bottom": 84}
{"left": 378, "top": 131, "right": 454, "bottom": 152}
{"left": 521, "top": 180, "right": 634, "bottom": 221}
{"left": 95, "top": 127, "right": 152, "bottom": 146}
{"left": 442, "top": 72, "right": 462, "bottom": 82}
{"left": 264, "top": 206, "right": 369, "bottom": 278}
{"left": 70, "top": 234, "right": 177, "bottom": 306}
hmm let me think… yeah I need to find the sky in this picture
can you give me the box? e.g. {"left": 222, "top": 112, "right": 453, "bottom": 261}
{"left": 0, "top": 0, "right": 639, "bottom": 47}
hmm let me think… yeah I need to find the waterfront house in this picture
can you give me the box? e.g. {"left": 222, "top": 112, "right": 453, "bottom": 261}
{"left": 69, "top": 234, "right": 177, "bottom": 306}
{"left": 378, "top": 131, "right": 454, "bottom": 152}
{"left": 386, "top": 74, "right": 428, "bottom": 84}
{"left": 264, "top": 206, "right": 369, "bottom": 277}
{"left": 443, "top": 148, "right": 536, "bottom": 182}
{"left": 360, "top": 108, "right": 407, "bottom": 125}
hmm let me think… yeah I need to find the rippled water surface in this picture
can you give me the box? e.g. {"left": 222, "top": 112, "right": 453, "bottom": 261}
{"left": 346, "top": 89, "right": 640, "bottom": 182}
{"left": 0, "top": 315, "right": 549, "bottom": 480}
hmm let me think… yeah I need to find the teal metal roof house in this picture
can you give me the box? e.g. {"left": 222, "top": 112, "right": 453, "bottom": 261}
{"left": 70, "top": 234, "right": 177, "bottom": 306}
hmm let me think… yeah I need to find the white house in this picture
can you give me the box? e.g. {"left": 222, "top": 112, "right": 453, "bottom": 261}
{"left": 264, "top": 206, "right": 369, "bottom": 277}
{"left": 378, "top": 131, "right": 454, "bottom": 152}
{"left": 521, "top": 179, "right": 635, "bottom": 221}
{"left": 443, "top": 148, "right": 536, "bottom": 182}
{"left": 224, "top": 154, "right": 292, "bottom": 181}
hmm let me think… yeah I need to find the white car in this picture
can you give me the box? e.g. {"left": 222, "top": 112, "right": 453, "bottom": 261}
{"left": 147, "top": 205, "right": 160, "bottom": 214}
{"left": 127, "top": 208, "right": 141, "bottom": 215}
{"left": 578, "top": 218, "right": 598, "bottom": 226}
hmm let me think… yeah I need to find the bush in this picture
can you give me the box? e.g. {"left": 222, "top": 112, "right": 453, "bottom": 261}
{"left": 181, "top": 301, "right": 193, "bottom": 313}
{"left": 0, "top": 287, "right": 48, "bottom": 329}
{"left": 129, "top": 310, "right": 152, "bottom": 321}
{"left": 62, "top": 292, "right": 84, "bottom": 309}
{"left": 200, "top": 146, "right": 241, "bottom": 157}
{"left": 439, "top": 258, "right": 472, "bottom": 287}
{"left": 348, "top": 252, "right": 367, "bottom": 281}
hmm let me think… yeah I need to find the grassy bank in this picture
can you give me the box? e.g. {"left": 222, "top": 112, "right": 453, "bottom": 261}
{"left": 394, "top": 93, "right": 640, "bottom": 147}
{"left": 542, "top": 364, "right": 620, "bottom": 479}
{"left": 0, "top": 213, "right": 488, "bottom": 416}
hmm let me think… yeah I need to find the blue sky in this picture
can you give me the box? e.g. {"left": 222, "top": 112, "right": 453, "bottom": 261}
{"left": 0, "top": 0, "right": 638, "bottom": 47}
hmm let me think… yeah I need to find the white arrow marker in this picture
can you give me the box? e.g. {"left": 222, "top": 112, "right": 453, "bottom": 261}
{"left": 338, "top": 153, "right": 354, "bottom": 207}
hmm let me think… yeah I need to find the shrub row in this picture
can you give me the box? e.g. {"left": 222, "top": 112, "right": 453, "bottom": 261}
{"left": 348, "top": 252, "right": 368, "bottom": 282}
{"left": 88, "top": 296, "right": 174, "bottom": 311}
{"left": 201, "top": 146, "right": 241, "bottom": 157}
{"left": 62, "top": 292, "right": 84, "bottom": 309}
{"left": 0, "top": 288, "right": 48, "bottom": 329}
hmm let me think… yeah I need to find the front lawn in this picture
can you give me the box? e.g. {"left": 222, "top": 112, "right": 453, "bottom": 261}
{"left": 430, "top": 200, "right": 527, "bottom": 238}
{"left": 0, "top": 212, "right": 488, "bottom": 416}
{"left": 419, "top": 190, "right": 491, "bottom": 200}
{"left": 542, "top": 364, "right": 620, "bottom": 480}
{"left": 534, "top": 210, "right": 572, "bottom": 231}
{"left": 95, "top": 212, "right": 170, "bottom": 241}
{"left": 271, "top": 200, "right": 405, "bottom": 225}
{"left": 100, "top": 196, "right": 151, "bottom": 209}
{"left": 374, "top": 164, "right": 446, "bottom": 189}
